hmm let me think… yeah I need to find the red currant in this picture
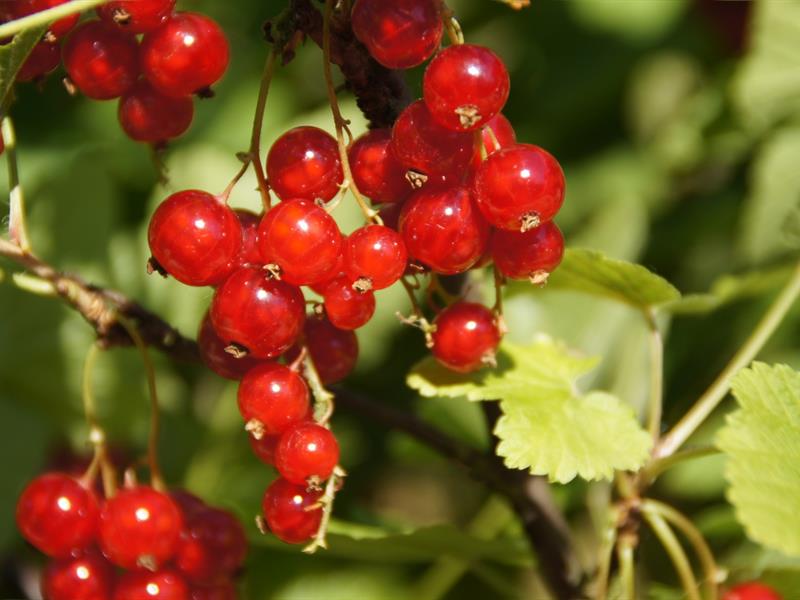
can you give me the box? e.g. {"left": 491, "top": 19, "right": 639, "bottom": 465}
{"left": 170, "top": 490, "right": 207, "bottom": 521}
{"left": 348, "top": 129, "right": 410, "bottom": 205}
{"left": 249, "top": 434, "right": 279, "bottom": 465}
{"left": 175, "top": 507, "right": 246, "bottom": 584}
{"left": 266, "top": 127, "right": 343, "bottom": 202}
{"left": 351, "top": 0, "right": 443, "bottom": 69}
{"left": 472, "top": 113, "right": 516, "bottom": 169}
{"left": 262, "top": 478, "right": 323, "bottom": 544}
{"left": 14, "top": 0, "right": 79, "bottom": 39}
{"left": 16, "top": 41, "right": 61, "bottom": 82}
{"left": 431, "top": 302, "right": 501, "bottom": 373}
{"left": 378, "top": 201, "right": 404, "bottom": 231}
{"left": 141, "top": 12, "right": 230, "bottom": 97}
{"left": 42, "top": 552, "right": 114, "bottom": 600}
{"left": 323, "top": 275, "right": 376, "bottom": 330}
{"left": 275, "top": 422, "right": 339, "bottom": 485}
{"left": 399, "top": 184, "right": 489, "bottom": 275}
{"left": 237, "top": 363, "right": 310, "bottom": 437}
{"left": 210, "top": 267, "right": 306, "bottom": 359}
{"left": 491, "top": 221, "right": 564, "bottom": 283}
{"left": 190, "top": 582, "right": 237, "bottom": 600}
{"left": 114, "top": 570, "right": 189, "bottom": 600}
{"left": 297, "top": 316, "right": 358, "bottom": 384}
{"left": 118, "top": 81, "right": 194, "bottom": 143}
{"left": 198, "top": 312, "right": 265, "bottom": 381}
{"left": 148, "top": 190, "right": 242, "bottom": 287}
{"left": 235, "top": 209, "right": 263, "bottom": 267}
{"left": 63, "top": 21, "right": 139, "bottom": 100}
{"left": 473, "top": 143, "right": 565, "bottom": 231}
{"left": 723, "top": 583, "right": 783, "bottom": 600}
{"left": 98, "top": 0, "right": 176, "bottom": 34}
{"left": 344, "top": 225, "right": 407, "bottom": 291}
{"left": 99, "top": 486, "right": 184, "bottom": 570}
{"left": 257, "top": 199, "right": 343, "bottom": 286}
{"left": 16, "top": 473, "right": 99, "bottom": 558}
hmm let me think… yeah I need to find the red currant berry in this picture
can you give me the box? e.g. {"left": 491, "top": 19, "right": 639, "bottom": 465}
{"left": 14, "top": 0, "right": 79, "bottom": 39}
{"left": 257, "top": 199, "right": 343, "bottom": 286}
{"left": 148, "top": 190, "right": 242, "bottom": 286}
{"left": 266, "top": 127, "right": 343, "bottom": 202}
{"left": 348, "top": 129, "right": 410, "bottom": 205}
{"left": 99, "top": 486, "right": 184, "bottom": 570}
{"left": 473, "top": 143, "right": 565, "bottom": 231}
{"left": 210, "top": 267, "right": 306, "bottom": 359}
{"left": 399, "top": 184, "right": 489, "bottom": 275}
{"left": 262, "top": 477, "right": 323, "bottom": 544}
{"left": 16, "top": 41, "right": 61, "bottom": 82}
{"left": 297, "top": 316, "right": 358, "bottom": 384}
{"left": 723, "top": 583, "right": 783, "bottom": 600}
{"left": 235, "top": 209, "right": 263, "bottom": 267}
{"left": 118, "top": 81, "right": 194, "bottom": 143}
{"left": 424, "top": 44, "right": 510, "bottom": 131}
{"left": 351, "top": 0, "right": 443, "bottom": 69}
{"left": 63, "top": 21, "right": 139, "bottom": 100}
{"left": 472, "top": 113, "right": 516, "bottom": 169}
{"left": 344, "top": 225, "right": 407, "bottom": 291}
{"left": 114, "top": 570, "right": 189, "bottom": 600}
{"left": 237, "top": 363, "right": 310, "bottom": 437}
{"left": 431, "top": 302, "right": 501, "bottom": 373}
{"left": 190, "top": 582, "right": 237, "bottom": 600}
{"left": 141, "top": 12, "right": 230, "bottom": 97}
{"left": 378, "top": 201, "right": 404, "bottom": 231}
{"left": 491, "top": 221, "right": 564, "bottom": 283}
{"left": 16, "top": 473, "right": 99, "bottom": 558}
{"left": 323, "top": 275, "right": 376, "bottom": 330}
{"left": 42, "top": 552, "right": 114, "bottom": 600}
{"left": 198, "top": 312, "right": 265, "bottom": 381}
{"left": 249, "top": 434, "right": 279, "bottom": 465}
{"left": 275, "top": 422, "right": 339, "bottom": 485}
{"left": 98, "top": 0, "right": 176, "bottom": 34}
{"left": 170, "top": 490, "right": 207, "bottom": 521}
{"left": 176, "top": 507, "right": 246, "bottom": 584}
{"left": 391, "top": 101, "right": 473, "bottom": 185}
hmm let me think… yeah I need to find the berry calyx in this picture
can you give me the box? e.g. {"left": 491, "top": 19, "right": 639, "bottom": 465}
{"left": 14, "top": 0, "right": 79, "bottom": 40}
{"left": 16, "top": 473, "right": 99, "bottom": 558}
{"left": 210, "top": 267, "right": 306, "bottom": 359}
{"left": 431, "top": 302, "right": 501, "bottom": 373}
{"left": 491, "top": 221, "right": 564, "bottom": 283}
{"left": 343, "top": 225, "right": 408, "bottom": 291}
{"left": 42, "top": 552, "right": 114, "bottom": 600}
{"left": 141, "top": 12, "right": 230, "bottom": 97}
{"left": 16, "top": 41, "right": 61, "bottom": 82}
{"left": 175, "top": 506, "right": 247, "bottom": 584}
{"left": 266, "top": 127, "right": 343, "bottom": 203}
{"left": 323, "top": 275, "right": 376, "bottom": 330}
{"left": 723, "top": 582, "right": 783, "bottom": 600}
{"left": 118, "top": 81, "right": 194, "bottom": 143}
{"left": 148, "top": 190, "right": 242, "bottom": 287}
{"left": 262, "top": 477, "right": 323, "bottom": 544}
{"left": 237, "top": 363, "right": 311, "bottom": 437}
{"left": 293, "top": 316, "right": 359, "bottom": 384}
{"left": 98, "top": 0, "right": 177, "bottom": 34}
{"left": 197, "top": 312, "right": 265, "bottom": 381}
{"left": 114, "top": 569, "right": 189, "bottom": 600}
{"left": 348, "top": 129, "right": 410, "bottom": 205}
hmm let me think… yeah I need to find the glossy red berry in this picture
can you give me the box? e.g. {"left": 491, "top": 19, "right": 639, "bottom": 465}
{"left": 399, "top": 184, "right": 489, "bottom": 275}
{"left": 16, "top": 473, "right": 99, "bottom": 558}
{"left": 16, "top": 41, "right": 61, "bottom": 82}
{"left": 237, "top": 363, "right": 310, "bottom": 437}
{"left": 114, "top": 570, "right": 189, "bottom": 600}
{"left": 235, "top": 209, "right": 263, "bottom": 267}
{"left": 210, "top": 267, "right": 306, "bottom": 359}
{"left": 266, "top": 127, "right": 343, "bottom": 202}
{"left": 170, "top": 490, "right": 208, "bottom": 521}
{"left": 99, "top": 486, "right": 184, "bottom": 570}
{"left": 262, "top": 478, "right": 323, "bottom": 544}
{"left": 472, "top": 113, "right": 516, "bottom": 169}
{"left": 14, "top": 0, "right": 79, "bottom": 39}
{"left": 148, "top": 190, "right": 242, "bottom": 287}
{"left": 190, "top": 582, "right": 237, "bottom": 600}
{"left": 42, "top": 552, "right": 114, "bottom": 600}
{"left": 257, "top": 199, "right": 343, "bottom": 286}
{"left": 491, "top": 221, "right": 564, "bottom": 283}
{"left": 378, "top": 201, "right": 405, "bottom": 231}
{"left": 431, "top": 302, "right": 501, "bottom": 373}
{"left": 275, "top": 422, "right": 339, "bottom": 485}
{"left": 723, "top": 582, "right": 783, "bottom": 600}
{"left": 198, "top": 312, "right": 265, "bottom": 380}
{"left": 473, "top": 143, "right": 565, "bottom": 231}
{"left": 249, "top": 434, "right": 279, "bottom": 465}
{"left": 98, "top": 0, "right": 176, "bottom": 34}
{"left": 351, "top": 0, "right": 443, "bottom": 69}
{"left": 299, "top": 316, "right": 359, "bottom": 384}
{"left": 63, "top": 21, "right": 139, "bottom": 100}
{"left": 141, "top": 12, "right": 230, "bottom": 97}
{"left": 175, "top": 507, "right": 247, "bottom": 584}
{"left": 323, "top": 276, "right": 376, "bottom": 330}
{"left": 348, "top": 129, "right": 410, "bottom": 205}
{"left": 344, "top": 225, "right": 407, "bottom": 291}
{"left": 118, "top": 81, "right": 194, "bottom": 143}
{"left": 391, "top": 100, "right": 473, "bottom": 185}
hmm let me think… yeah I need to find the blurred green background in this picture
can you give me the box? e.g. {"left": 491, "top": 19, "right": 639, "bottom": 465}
{"left": 3, "top": 0, "right": 800, "bottom": 597}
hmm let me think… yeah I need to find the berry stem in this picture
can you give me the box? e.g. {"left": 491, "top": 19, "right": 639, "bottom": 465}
{"left": 248, "top": 49, "right": 278, "bottom": 211}
{"left": 616, "top": 536, "right": 636, "bottom": 600}
{"left": 302, "top": 465, "right": 345, "bottom": 554}
{"left": 644, "top": 308, "right": 664, "bottom": 443}
{"left": 0, "top": 0, "right": 108, "bottom": 40}
{"left": 440, "top": 4, "right": 464, "bottom": 45}
{"left": 302, "top": 346, "right": 335, "bottom": 425}
{"left": 398, "top": 277, "right": 435, "bottom": 346}
{"left": 2, "top": 117, "right": 32, "bottom": 253}
{"left": 639, "top": 445, "right": 718, "bottom": 485}
{"left": 81, "top": 341, "right": 117, "bottom": 497}
{"left": 642, "top": 510, "right": 701, "bottom": 600}
{"left": 492, "top": 266, "right": 504, "bottom": 316}
{"left": 219, "top": 160, "right": 249, "bottom": 204}
{"left": 594, "top": 509, "right": 618, "bottom": 600}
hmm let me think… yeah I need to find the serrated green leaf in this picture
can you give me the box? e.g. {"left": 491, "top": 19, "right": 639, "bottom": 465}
{"left": 717, "top": 362, "right": 800, "bottom": 557}
{"left": 407, "top": 338, "right": 652, "bottom": 483}
{"left": 0, "top": 25, "right": 47, "bottom": 109}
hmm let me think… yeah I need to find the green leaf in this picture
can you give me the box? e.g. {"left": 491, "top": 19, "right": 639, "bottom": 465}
{"left": 0, "top": 24, "right": 47, "bottom": 109}
{"left": 717, "top": 362, "right": 800, "bottom": 557}
{"left": 407, "top": 338, "right": 652, "bottom": 483}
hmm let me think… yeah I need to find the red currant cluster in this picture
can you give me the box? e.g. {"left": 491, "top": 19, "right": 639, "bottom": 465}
{"left": 16, "top": 472, "right": 246, "bottom": 599}
{"left": 7, "top": 0, "right": 229, "bottom": 145}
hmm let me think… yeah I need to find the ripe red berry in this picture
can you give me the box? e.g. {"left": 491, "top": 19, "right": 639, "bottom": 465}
{"left": 275, "top": 422, "right": 340, "bottom": 485}
{"left": 98, "top": 0, "right": 176, "bottom": 34}
{"left": 348, "top": 129, "right": 410, "bottom": 205}
{"left": 399, "top": 184, "right": 489, "bottom": 275}
{"left": 16, "top": 41, "right": 61, "bottom": 83}
{"left": 235, "top": 209, "right": 263, "bottom": 267}
{"left": 63, "top": 21, "right": 139, "bottom": 100}
{"left": 141, "top": 12, "right": 230, "bottom": 97}
{"left": 266, "top": 127, "right": 343, "bottom": 202}
{"left": 249, "top": 434, "right": 279, "bottom": 465}
{"left": 175, "top": 507, "right": 247, "bottom": 584}
{"left": 424, "top": 44, "right": 510, "bottom": 131}
{"left": 99, "top": 486, "right": 184, "bottom": 570}
{"left": 431, "top": 302, "right": 501, "bottom": 373}
{"left": 391, "top": 100, "right": 474, "bottom": 185}
{"left": 16, "top": 473, "right": 99, "bottom": 558}
{"left": 297, "top": 316, "right": 359, "bottom": 384}
{"left": 237, "top": 363, "right": 310, "bottom": 437}
{"left": 210, "top": 267, "right": 306, "bottom": 359}
{"left": 170, "top": 490, "right": 207, "bottom": 521}
{"left": 14, "top": 0, "right": 79, "bottom": 39}
{"left": 114, "top": 570, "right": 189, "bottom": 600}
{"left": 723, "top": 582, "right": 783, "bottom": 600}
{"left": 473, "top": 143, "right": 565, "bottom": 231}
{"left": 472, "top": 113, "right": 516, "bottom": 169}
{"left": 378, "top": 201, "right": 404, "bottom": 231}
{"left": 323, "top": 275, "right": 376, "bottom": 330}
{"left": 118, "top": 81, "right": 194, "bottom": 143}
{"left": 257, "top": 199, "right": 343, "bottom": 286}
{"left": 491, "top": 221, "right": 564, "bottom": 283}
{"left": 190, "top": 582, "right": 237, "bottom": 600}
{"left": 262, "top": 477, "right": 323, "bottom": 544}
{"left": 198, "top": 312, "right": 265, "bottom": 380}
{"left": 42, "top": 552, "right": 114, "bottom": 600}
{"left": 148, "top": 190, "right": 242, "bottom": 287}
{"left": 344, "top": 225, "right": 407, "bottom": 291}
{"left": 351, "top": 0, "right": 443, "bottom": 69}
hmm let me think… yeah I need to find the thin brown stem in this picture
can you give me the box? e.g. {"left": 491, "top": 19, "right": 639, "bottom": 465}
{"left": 248, "top": 50, "right": 278, "bottom": 211}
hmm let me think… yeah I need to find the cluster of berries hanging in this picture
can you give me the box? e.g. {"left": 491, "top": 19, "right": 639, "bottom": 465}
{"left": 16, "top": 471, "right": 246, "bottom": 599}
{"left": 7, "top": 0, "right": 229, "bottom": 144}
